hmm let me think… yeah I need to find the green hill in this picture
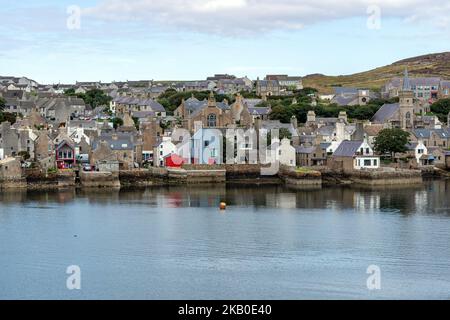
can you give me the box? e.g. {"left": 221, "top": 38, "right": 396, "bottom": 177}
{"left": 303, "top": 52, "right": 450, "bottom": 94}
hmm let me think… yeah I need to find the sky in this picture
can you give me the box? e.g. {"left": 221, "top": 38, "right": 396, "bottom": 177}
{"left": 0, "top": 0, "right": 449, "bottom": 84}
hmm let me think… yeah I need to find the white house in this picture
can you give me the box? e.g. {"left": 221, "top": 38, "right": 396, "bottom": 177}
{"left": 407, "top": 140, "right": 427, "bottom": 164}
{"left": 154, "top": 137, "right": 177, "bottom": 167}
{"left": 267, "top": 138, "right": 296, "bottom": 167}
{"left": 69, "top": 127, "right": 91, "bottom": 145}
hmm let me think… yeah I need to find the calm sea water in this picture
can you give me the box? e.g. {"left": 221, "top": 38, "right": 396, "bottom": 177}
{"left": 1, "top": 181, "right": 450, "bottom": 300}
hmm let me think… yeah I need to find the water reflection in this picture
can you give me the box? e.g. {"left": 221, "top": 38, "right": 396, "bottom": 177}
{"left": 1, "top": 180, "right": 450, "bottom": 216}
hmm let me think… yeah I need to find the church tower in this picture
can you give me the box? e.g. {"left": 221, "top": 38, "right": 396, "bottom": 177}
{"left": 399, "top": 68, "right": 415, "bottom": 130}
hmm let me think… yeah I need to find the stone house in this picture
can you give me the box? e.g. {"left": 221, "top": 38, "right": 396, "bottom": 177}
{"left": 411, "top": 129, "right": 450, "bottom": 149}
{"left": 141, "top": 118, "right": 164, "bottom": 163}
{"left": 445, "top": 151, "right": 450, "bottom": 169}
{"left": 256, "top": 79, "right": 281, "bottom": 97}
{"left": 0, "top": 157, "right": 23, "bottom": 181}
{"left": 0, "top": 122, "right": 19, "bottom": 157}
{"left": 34, "top": 131, "right": 54, "bottom": 161}
{"left": 265, "top": 75, "right": 303, "bottom": 90}
{"left": 440, "top": 81, "right": 450, "bottom": 99}
{"left": 91, "top": 134, "right": 136, "bottom": 170}
{"left": 295, "top": 145, "right": 327, "bottom": 167}
{"left": 427, "top": 147, "right": 446, "bottom": 167}
{"left": 176, "top": 93, "right": 234, "bottom": 132}
{"left": 229, "top": 94, "right": 254, "bottom": 127}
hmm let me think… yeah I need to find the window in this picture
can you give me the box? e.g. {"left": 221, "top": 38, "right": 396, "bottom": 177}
{"left": 364, "top": 160, "right": 371, "bottom": 166}
{"left": 366, "top": 148, "right": 370, "bottom": 154}
{"left": 207, "top": 114, "right": 217, "bottom": 127}
{"left": 374, "top": 160, "right": 378, "bottom": 166}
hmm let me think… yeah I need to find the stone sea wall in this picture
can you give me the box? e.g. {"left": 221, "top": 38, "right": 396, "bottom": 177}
{"left": 4, "top": 164, "right": 434, "bottom": 190}
{"left": 25, "top": 170, "right": 76, "bottom": 190}
{"left": 80, "top": 171, "right": 120, "bottom": 188}
{"left": 347, "top": 169, "right": 423, "bottom": 186}
{"left": 279, "top": 166, "right": 323, "bottom": 189}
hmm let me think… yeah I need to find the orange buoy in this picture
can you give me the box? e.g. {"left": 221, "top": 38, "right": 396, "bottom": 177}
{"left": 220, "top": 202, "right": 227, "bottom": 210}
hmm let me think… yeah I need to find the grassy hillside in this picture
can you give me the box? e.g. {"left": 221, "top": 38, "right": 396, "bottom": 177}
{"left": 303, "top": 52, "right": 450, "bottom": 94}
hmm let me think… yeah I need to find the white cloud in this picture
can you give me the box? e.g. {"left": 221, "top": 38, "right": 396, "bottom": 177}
{"left": 83, "top": 0, "right": 450, "bottom": 35}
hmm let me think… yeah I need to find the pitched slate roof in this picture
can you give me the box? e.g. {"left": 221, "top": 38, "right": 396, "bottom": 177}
{"left": 244, "top": 99, "right": 263, "bottom": 108}
{"left": 440, "top": 81, "right": 450, "bottom": 89}
{"left": 364, "top": 124, "right": 384, "bottom": 137}
{"left": 317, "top": 125, "right": 335, "bottom": 136}
{"left": 93, "top": 135, "right": 134, "bottom": 151}
{"left": 371, "top": 103, "right": 399, "bottom": 123}
{"left": 332, "top": 95, "right": 356, "bottom": 106}
{"left": 333, "top": 87, "right": 358, "bottom": 95}
{"left": 295, "top": 146, "right": 316, "bottom": 154}
{"left": 138, "top": 99, "right": 165, "bottom": 112}
{"left": 248, "top": 107, "right": 271, "bottom": 116}
{"left": 405, "top": 142, "right": 419, "bottom": 150}
{"left": 132, "top": 111, "right": 155, "bottom": 119}
{"left": 413, "top": 128, "right": 450, "bottom": 139}
{"left": 333, "top": 140, "right": 363, "bottom": 157}
{"left": 184, "top": 98, "right": 207, "bottom": 112}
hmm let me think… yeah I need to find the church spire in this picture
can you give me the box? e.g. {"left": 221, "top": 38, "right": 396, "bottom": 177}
{"left": 402, "top": 67, "right": 411, "bottom": 91}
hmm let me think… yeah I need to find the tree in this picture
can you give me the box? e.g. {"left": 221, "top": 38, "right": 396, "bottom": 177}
{"left": 66, "top": 89, "right": 112, "bottom": 108}
{"left": 0, "top": 97, "right": 5, "bottom": 111}
{"left": 64, "top": 88, "right": 77, "bottom": 96}
{"left": 374, "top": 128, "right": 410, "bottom": 159}
{"left": 18, "top": 151, "right": 31, "bottom": 161}
{"left": 132, "top": 117, "right": 140, "bottom": 130}
{"left": 0, "top": 111, "right": 17, "bottom": 125}
{"left": 79, "top": 89, "right": 112, "bottom": 108}
{"left": 112, "top": 117, "right": 124, "bottom": 129}
{"left": 430, "top": 98, "right": 450, "bottom": 123}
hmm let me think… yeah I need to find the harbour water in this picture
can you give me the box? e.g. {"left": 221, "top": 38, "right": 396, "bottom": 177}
{"left": 1, "top": 180, "right": 450, "bottom": 300}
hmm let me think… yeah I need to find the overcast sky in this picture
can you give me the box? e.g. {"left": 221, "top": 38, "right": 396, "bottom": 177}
{"left": 1, "top": 0, "right": 449, "bottom": 84}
